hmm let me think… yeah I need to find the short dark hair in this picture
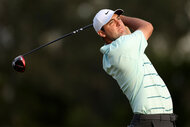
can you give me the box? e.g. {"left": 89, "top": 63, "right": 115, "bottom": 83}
{"left": 101, "top": 27, "right": 105, "bottom": 32}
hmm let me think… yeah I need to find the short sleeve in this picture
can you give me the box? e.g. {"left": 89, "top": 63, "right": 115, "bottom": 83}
{"left": 112, "top": 30, "right": 148, "bottom": 59}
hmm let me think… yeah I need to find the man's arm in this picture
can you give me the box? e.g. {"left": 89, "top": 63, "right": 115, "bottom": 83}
{"left": 120, "top": 15, "right": 154, "bottom": 40}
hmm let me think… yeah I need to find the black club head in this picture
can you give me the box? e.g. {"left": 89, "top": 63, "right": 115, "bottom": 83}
{"left": 12, "top": 55, "right": 26, "bottom": 72}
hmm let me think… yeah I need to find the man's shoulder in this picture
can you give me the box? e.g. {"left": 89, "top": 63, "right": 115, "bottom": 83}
{"left": 115, "top": 30, "right": 143, "bottom": 42}
{"left": 100, "top": 30, "right": 146, "bottom": 55}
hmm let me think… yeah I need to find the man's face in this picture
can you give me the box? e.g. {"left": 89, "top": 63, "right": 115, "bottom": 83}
{"left": 98, "top": 14, "right": 129, "bottom": 43}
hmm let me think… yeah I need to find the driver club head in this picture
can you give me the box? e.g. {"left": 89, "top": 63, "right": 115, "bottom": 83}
{"left": 12, "top": 55, "right": 26, "bottom": 72}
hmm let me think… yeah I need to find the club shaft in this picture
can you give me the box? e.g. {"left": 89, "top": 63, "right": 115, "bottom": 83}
{"left": 22, "top": 24, "right": 93, "bottom": 57}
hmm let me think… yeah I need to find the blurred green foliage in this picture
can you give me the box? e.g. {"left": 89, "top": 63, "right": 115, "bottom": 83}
{"left": 0, "top": 0, "right": 190, "bottom": 126}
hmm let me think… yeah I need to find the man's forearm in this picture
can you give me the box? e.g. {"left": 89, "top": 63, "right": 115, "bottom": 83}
{"left": 120, "top": 15, "right": 154, "bottom": 40}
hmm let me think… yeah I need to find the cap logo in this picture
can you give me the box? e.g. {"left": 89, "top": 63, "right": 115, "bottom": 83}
{"left": 105, "top": 11, "right": 109, "bottom": 15}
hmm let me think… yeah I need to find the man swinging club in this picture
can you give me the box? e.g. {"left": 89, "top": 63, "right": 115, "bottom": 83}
{"left": 93, "top": 9, "right": 177, "bottom": 127}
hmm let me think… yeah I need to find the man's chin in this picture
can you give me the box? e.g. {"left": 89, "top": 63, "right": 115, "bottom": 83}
{"left": 119, "top": 32, "right": 128, "bottom": 37}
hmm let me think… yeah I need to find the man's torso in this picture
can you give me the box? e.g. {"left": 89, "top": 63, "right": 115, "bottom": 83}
{"left": 100, "top": 30, "right": 173, "bottom": 114}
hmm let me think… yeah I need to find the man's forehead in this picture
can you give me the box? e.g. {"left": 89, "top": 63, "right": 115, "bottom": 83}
{"left": 107, "top": 14, "right": 119, "bottom": 23}
{"left": 111, "top": 14, "right": 119, "bottom": 19}
{"left": 102, "top": 14, "right": 120, "bottom": 28}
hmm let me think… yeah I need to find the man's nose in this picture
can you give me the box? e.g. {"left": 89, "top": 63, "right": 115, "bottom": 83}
{"left": 115, "top": 19, "right": 121, "bottom": 26}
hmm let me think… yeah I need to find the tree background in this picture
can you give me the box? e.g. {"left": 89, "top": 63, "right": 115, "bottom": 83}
{"left": 0, "top": 0, "right": 190, "bottom": 126}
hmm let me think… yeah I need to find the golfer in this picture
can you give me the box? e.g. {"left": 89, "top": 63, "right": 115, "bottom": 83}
{"left": 93, "top": 9, "right": 177, "bottom": 127}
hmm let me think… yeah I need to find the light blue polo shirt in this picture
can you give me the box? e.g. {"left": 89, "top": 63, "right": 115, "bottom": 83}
{"left": 100, "top": 30, "right": 173, "bottom": 114}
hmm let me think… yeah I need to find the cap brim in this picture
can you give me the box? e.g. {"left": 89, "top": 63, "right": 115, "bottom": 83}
{"left": 114, "top": 9, "right": 124, "bottom": 16}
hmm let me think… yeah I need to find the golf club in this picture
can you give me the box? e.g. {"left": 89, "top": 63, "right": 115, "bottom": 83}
{"left": 12, "top": 24, "right": 93, "bottom": 72}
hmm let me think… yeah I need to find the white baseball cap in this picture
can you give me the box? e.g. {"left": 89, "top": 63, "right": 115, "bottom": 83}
{"left": 93, "top": 9, "right": 124, "bottom": 33}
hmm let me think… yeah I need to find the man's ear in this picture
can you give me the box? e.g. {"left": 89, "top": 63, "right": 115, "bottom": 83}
{"left": 98, "top": 30, "right": 106, "bottom": 38}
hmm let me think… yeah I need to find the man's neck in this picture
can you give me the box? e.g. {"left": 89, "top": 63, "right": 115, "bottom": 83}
{"left": 104, "top": 38, "right": 113, "bottom": 44}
